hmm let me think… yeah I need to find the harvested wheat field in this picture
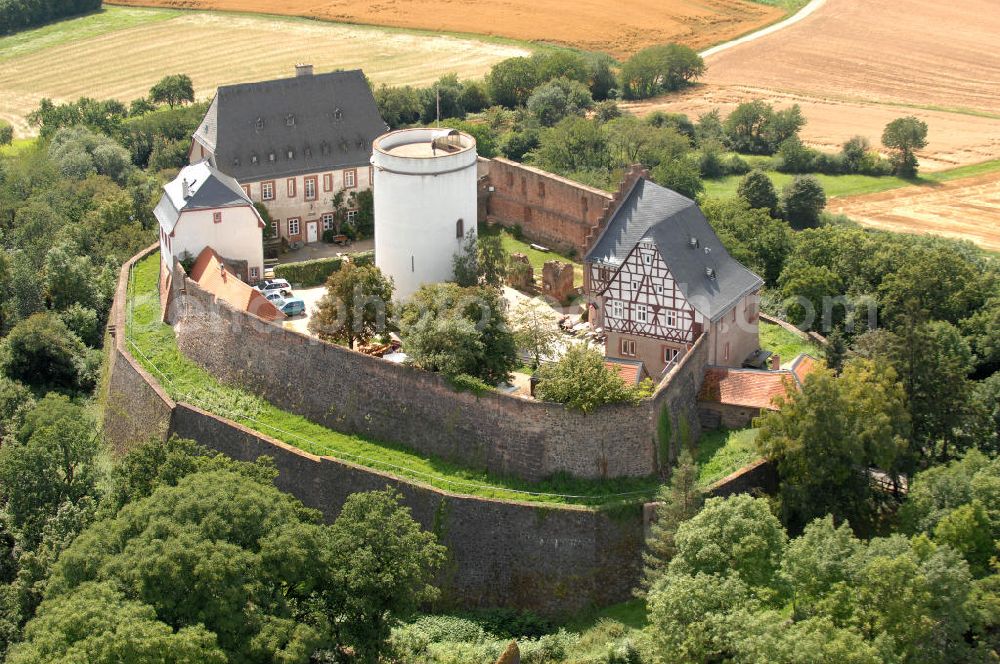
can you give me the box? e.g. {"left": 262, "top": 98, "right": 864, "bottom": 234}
{"left": 625, "top": 0, "right": 1000, "bottom": 172}
{"left": 829, "top": 173, "right": 1000, "bottom": 252}
{"left": 106, "top": 0, "right": 784, "bottom": 57}
{"left": 0, "top": 8, "right": 528, "bottom": 136}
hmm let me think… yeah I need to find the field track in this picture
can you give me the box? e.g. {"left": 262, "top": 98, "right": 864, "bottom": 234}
{"left": 105, "top": 0, "right": 784, "bottom": 58}
{"left": 626, "top": 0, "right": 1000, "bottom": 173}
{"left": 829, "top": 172, "right": 1000, "bottom": 252}
{"left": 0, "top": 9, "right": 528, "bottom": 136}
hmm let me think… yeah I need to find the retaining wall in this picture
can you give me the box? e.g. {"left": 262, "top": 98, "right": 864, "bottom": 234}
{"left": 102, "top": 246, "right": 645, "bottom": 616}
{"left": 171, "top": 275, "right": 676, "bottom": 482}
{"left": 170, "top": 403, "right": 643, "bottom": 615}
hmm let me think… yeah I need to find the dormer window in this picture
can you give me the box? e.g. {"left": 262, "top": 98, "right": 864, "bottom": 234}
{"left": 320, "top": 141, "right": 331, "bottom": 155}
{"left": 356, "top": 138, "right": 364, "bottom": 149}
{"left": 286, "top": 114, "right": 295, "bottom": 127}
{"left": 268, "top": 152, "right": 276, "bottom": 163}
{"left": 333, "top": 107, "right": 343, "bottom": 121}
{"left": 233, "top": 157, "right": 240, "bottom": 167}
{"left": 250, "top": 153, "right": 259, "bottom": 165}
{"left": 256, "top": 117, "right": 265, "bottom": 130}
{"left": 304, "top": 146, "right": 312, "bottom": 158}
{"left": 287, "top": 148, "right": 295, "bottom": 160}
{"left": 339, "top": 139, "right": 348, "bottom": 152}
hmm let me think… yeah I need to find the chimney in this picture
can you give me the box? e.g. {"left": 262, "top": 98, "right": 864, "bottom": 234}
{"left": 295, "top": 63, "right": 314, "bottom": 77}
{"left": 181, "top": 178, "right": 190, "bottom": 199}
{"left": 771, "top": 354, "right": 781, "bottom": 370}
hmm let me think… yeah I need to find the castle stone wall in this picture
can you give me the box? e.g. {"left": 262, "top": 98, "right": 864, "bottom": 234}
{"left": 172, "top": 278, "right": 659, "bottom": 482}
{"left": 484, "top": 158, "right": 612, "bottom": 257}
{"left": 170, "top": 402, "right": 643, "bottom": 616}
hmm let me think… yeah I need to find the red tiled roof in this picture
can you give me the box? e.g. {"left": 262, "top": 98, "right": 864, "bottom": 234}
{"left": 189, "top": 247, "right": 283, "bottom": 322}
{"left": 791, "top": 354, "right": 818, "bottom": 385}
{"left": 699, "top": 368, "right": 795, "bottom": 410}
{"left": 604, "top": 359, "right": 643, "bottom": 385}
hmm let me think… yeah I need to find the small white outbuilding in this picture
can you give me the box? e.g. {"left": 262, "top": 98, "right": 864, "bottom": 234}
{"left": 154, "top": 160, "right": 266, "bottom": 283}
{"left": 372, "top": 128, "right": 478, "bottom": 300}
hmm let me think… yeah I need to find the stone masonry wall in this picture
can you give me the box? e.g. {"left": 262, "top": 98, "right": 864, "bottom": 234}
{"left": 103, "top": 247, "right": 174, "bottom": 454}
{"left": 171, "top": 278, "right": 659, "bottom": 482}
{"left": 649, "top": 334, "right": 709, "bottom": 467}
{"left": 484, "top": 158, "right": 612, "bottom": 257}
{"left": 103, "top": 246, "right": 770, "bottom": 617}
{"left": 170, "top": 403, "right": 643, "bottom": 616}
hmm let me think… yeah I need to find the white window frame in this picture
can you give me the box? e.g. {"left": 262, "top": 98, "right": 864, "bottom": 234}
{"left": 635, "top": 303, "right": 649, "bottom": 324}
{"left": 620, "top": 338, "right": 636, "bottom": 357}
{"left": 304, "top": 177, "right": 317, "bottom": 201}
{"left": 344, "top": 169, "right": 356, "bottom": 188}
{"left": 322, "top": 213, "right": 335, "bottom": 231}
{"left": 271, "top": 220, "right": 279, "bottom": 237}
{"left": 288, "top": 217, "right": 300, "bottom": 236}
{"left": 643, "top": 253, "right": 652, "bottom": 265}
{"left": 663, "top": 347, "right": 679, "bottom": 364}
{"left": 632, "top": 280, "right": 641, "bottom": 291}
{"left": 261, "top": 181, "right": 274, "bottom": 201}
{"left": 249, "top": 267, "right": 259, "bottom": 280}
{"left": 664, "top": 310, "right": 678, "bottom": 328}
{"left": 347, "top": 209, "right": 359, "bottom": 224}
{"left": 610, "top": 300, "right": 624, "bottom": 319}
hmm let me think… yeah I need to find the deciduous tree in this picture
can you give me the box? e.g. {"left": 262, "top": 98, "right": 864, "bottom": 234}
{"left": 881, "top": 116, "right": 928, "bottom": 177}
{"left": 149, "top": 74, "right": 195, "bottom": 108}
{"left": 309, "top": 262, "right": 395, "bottom": 348}
{"left": 534, "top": 344, "right": 640, "bottom": 412}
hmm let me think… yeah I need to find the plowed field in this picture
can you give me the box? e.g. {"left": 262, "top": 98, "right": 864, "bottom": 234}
{"left": 105, "top": 0, "right": 784, "bottom": 57}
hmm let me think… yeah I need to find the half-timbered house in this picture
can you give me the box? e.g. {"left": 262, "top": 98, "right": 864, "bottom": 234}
{"left": 585, "top": 177, "right": 763, "bottom": 377}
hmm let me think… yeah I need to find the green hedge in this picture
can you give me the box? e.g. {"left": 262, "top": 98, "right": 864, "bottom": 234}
{"left": 273, "top": 251, "right": 375, "bottom": 288}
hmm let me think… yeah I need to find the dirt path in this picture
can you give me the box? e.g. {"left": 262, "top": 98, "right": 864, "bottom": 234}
{"left": 828, "top": 172, "right": 1000, "bottom": 251}
{"left": 626, "top": 0, "right": 1000, "bottom": 173}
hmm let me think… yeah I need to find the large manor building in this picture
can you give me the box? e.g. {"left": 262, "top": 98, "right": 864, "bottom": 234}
{"left": 189, "top": 65, "right": 387, "bottom": 245}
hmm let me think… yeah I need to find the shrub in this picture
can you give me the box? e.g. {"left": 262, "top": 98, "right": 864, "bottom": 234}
{"left": 273, "top": 255, "right": 344, "bottom": 287}
{"left": 534, "top": 344, "right": 642, "bottom": 412}
{"left": 0, "top": 121, "right": 12, "bottom": 146}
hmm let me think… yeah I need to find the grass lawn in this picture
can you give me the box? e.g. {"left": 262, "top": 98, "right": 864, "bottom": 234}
{"left": 479, "top": 223, "right": 584, "bottom": 287}
{"left": 701, "top": 158, "right": 1000, "bottom": 202}
{"left": 759, "top": 321, "right": 818, "bottom": 361}
{"left": 0, "top": 7, "right": 179, "bottom": 62}
{"left": 127, "top": 253, "right": 657, "bottom": 507}
{"left": 0, "top": 137, "right": 35, "bottom": 157}
{"left": 696, "top": 428, "right": 761, "bottom": 487}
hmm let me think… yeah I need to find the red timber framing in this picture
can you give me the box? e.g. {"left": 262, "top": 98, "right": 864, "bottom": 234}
{"left": 598, "top": 241, "right": 697, "bottom": 344}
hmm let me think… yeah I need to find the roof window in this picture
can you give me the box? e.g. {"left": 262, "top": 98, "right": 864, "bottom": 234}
{"left": 250, "top": 153, "right": 259, "bottom": 165}
{"left": 268, "top": 152, "right": 276, "bottom": 163}
{"left": 287, "top": 148, "right": 295, "bottom": 160}
{"left": 256, "top": 117, "right": 265, "bottom": 130}
{"left": 286, "top": 114, "right": 295, "bottom": 127}
{"left": 333, "top": 107, "right": 343, "bottom": 121}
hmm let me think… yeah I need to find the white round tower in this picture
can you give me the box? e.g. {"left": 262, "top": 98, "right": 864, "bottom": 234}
{"left": 372, "top": 128, "right": 478, "bottom": 300}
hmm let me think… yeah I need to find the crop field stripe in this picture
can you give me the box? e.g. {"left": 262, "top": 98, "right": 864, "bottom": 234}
{"left": 0, "top": 9, "right": 529, "bottom": 134}
{"left": 0, "top": 7, "right": 180, "bottom": 63}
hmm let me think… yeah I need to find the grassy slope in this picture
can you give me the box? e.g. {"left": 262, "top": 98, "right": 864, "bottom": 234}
{"left": 0, "top": 7, "right": 179, "bottom": 62}
{"left": 759, "top": 321, "right": 818, "bottom": 360}
{"left": 696, "top": 428, "right": 761, "bottom": 487}
{"left": 0, "top": 138, "right": 34, "bottom": 157}
{"left": 127, "top": 253, "right": 658, "bottom": 506}
{"left": 479, "top": 223, "right": 584, "bottom": 287}
{"left": 702, "top": 158, "right": 1000, "bottom": 201}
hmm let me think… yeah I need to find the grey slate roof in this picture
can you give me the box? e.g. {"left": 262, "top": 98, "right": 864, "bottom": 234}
{"left": 193, "top": 69, "right": 388, "bottom": 182}
{"left": 586, "top": 178, "right": 763, "bottom": 322}
{"left": 154, "top": 161, "right": 255, "bottom": 233}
